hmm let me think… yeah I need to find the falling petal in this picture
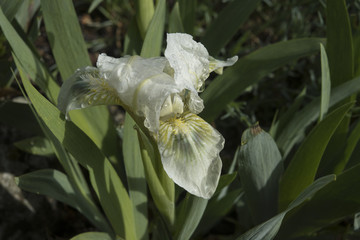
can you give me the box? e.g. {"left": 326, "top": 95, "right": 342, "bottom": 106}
{"left": 157, "top": 112, "right": 224, "bottom": 199}
{"left": 57, "top": 66, "right": 121, "bottom": 118}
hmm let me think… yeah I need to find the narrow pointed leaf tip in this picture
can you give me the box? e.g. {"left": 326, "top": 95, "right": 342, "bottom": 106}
{"left": 57, "top": 33, "right": 238, "bottom": 199}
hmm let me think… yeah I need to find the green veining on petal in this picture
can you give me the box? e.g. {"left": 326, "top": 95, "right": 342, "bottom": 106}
{"left": 157, "top": 112, "right": 223, "bottom": 199}
{"left": 58, "top": 66, "right": 122, "bottom": 118}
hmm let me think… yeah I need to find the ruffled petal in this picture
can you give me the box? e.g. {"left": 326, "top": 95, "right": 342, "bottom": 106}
{"left": 57, "top": 66, "right": 121, "bottom": 119}
{"left": 164, "top": 33, "right": 210, "bottom": 92}
{"left": 157, "top": 112, "right": 224, "bottom": 199}
{"left": 97, "top": 54, "right": 183, "bottom": 133}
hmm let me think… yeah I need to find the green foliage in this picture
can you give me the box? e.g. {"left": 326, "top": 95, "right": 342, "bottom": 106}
{"left": 1, "top": 0, "right": 360, "bottom": 239}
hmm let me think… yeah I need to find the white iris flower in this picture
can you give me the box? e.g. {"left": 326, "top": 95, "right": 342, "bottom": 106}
{"left": 58, "top": 33, "right": 238, "bottom": 199}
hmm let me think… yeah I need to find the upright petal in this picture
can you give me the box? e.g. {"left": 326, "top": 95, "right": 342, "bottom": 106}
{"left": 165, "top": 33, "right": 210, "bottom": 92}
{"left": 157, "top": 112, "right": 224, "bottom": 199}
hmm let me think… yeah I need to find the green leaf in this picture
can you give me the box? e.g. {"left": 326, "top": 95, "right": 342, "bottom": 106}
{"left": 319, "top": 43, "right": 331, "bottom": 121}
{"left": 276, "top": 75, "right": 360, "bottom": 158}
{"left": 235, "top": 175, "right": 336, "bottom": 240}
{"left": 14, "top": 136, "right": 54, "bottom": 156}
{"left": 239, "top": 124, "right": 283, "bottom": 223}
{"left": 88, "top": 0, "right": 103, "bottom": 13}
{"left": 174, "top": 194, "right": 208, "bottom": 240}
{"left": 279, "top": 102, "right": 354, "bottom": 210}
{"left": 70, "top": 232, "right": 113, "bottom": 240}
{"left": 40, "top": 0, "right": 91, "bottom": 80}
{"left": 169, "top": 2, "right": 184, "bottom": 33}
{"left": 201, "top": 0, "right": 261, "bottom": 55}
{"left": 278, "top": 163, "right": 360, "bottom": 239}
{"left": 16, "top": 169, "right": 80, "bottom": 210}
{"left": 334, "top": 120, "right": 360, "bottom": 173}
{"left": 40, "top": 0, "right": 121, "bottom": 172}
{"left": 135, "top": 127, "right": 175, "bottom": 226}
{"left": 35, "top": 114, "right": 112, "bottom": 234}
{"left": 135, "top": 0, "right": 154, "bottom": 39}
{"left": 0, "top": 7, "right": 59, "bottom": 103}
{"left": 178, "top": 0, "right": 195, "bottom": 35}
{"left": 196, "top": 188, "right": 242, "bottom": 237}
{"left": 319, "top": 0, "right": 355, "bottom": 177}
{"left": 15, "top": 0, "right": 40, "bottom": 31}
{"left": 123, "top": 114, "right": 148, "bottom": 240}
{"left": 201, "top": 38, "right": 325, "bottom": 122}
{"left": 124, "top": 18, "right": 142, "bottom": 55}
{"left": 269, "top": 87, "right": 306, "bottom": 139}
{"left": 19, "top": 67, "right": 137, "bottom": 239}
{"left": 326, "top": 0, "right": 353, "bottom": 88}
{"left": 214, "top": 172, "right": 237, "bottom": 196}
{"left": 140, "top": 0, "right": 165, "bottom": 58}
{"left": 0, "top": 0, "right": 23, "bottom": 21}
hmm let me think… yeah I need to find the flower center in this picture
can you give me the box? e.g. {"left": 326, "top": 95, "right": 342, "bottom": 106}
{"left": 160, "top": 94, "right": 184, "bottom": 120}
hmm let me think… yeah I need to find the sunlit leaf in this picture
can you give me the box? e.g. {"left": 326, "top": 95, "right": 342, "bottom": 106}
{"left": 140, "top": 0, "right": 165, "bottom": 58}
{"left": 14, "top": 136, "right": 54, "bottom": 156}
{"left": 123, "top": 114, "right": 148, "bottom": 240}
{"left": 19, "top": 66, "right": 137, "bottom": 239}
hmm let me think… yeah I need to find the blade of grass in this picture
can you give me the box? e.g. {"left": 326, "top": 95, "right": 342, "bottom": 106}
{"left": 140, "top": 0, "right": 165, "bottom": 58}
{"left": 169, "top": 2, "right": 184, "bottom": 33}
{"left": 178, "top": 0, "right": 195, "bottom": 35}
{"left": 15, "top": 67, "right": 114, "bottom": 234}
{"left": 334, "top": 120, "right": 360, "bottom": 173}
{"left": 235, "top": 175, "right": 336, "bottom": 240}
{"left": 40, "top": 0, "right": 91, "bottom": 79}
{"left": 201, "top": 0, "right": 262, "bottom": 56}
{"left": 319, "top": 0, "right": 355, "bottom": 176}
{"left": 135, "top": 0, "right": 154, "bottom": 39}
{"left": 278, "top": 163, "right": 360, "bottom": 239}
{"left": 277, "top": 75, "right": 360, "bottom": 158}
{"left": 70, "top": 232, "right": 112, "bottom": 240}
{"left": 319, "top": 43, "right": 331, "bottom": 121}
{"left": 19, "top": 66, "right": 137, "bottom": 239}
{"left": 0, "top": 7, "right": 59, "bottom": 103}
{"left": 16, "top": 169, "right": 84, "bottom": 212}
{"left": 279, "top": 102, "right": 354, "bottom": 210}
{"left": 123, "top": 114, "right": 148, "bottom": 240}
{"left": 201, "top": 38, "right": 325, "bottom": 122}
{"left": 174, "top": 194, "right": 208, "bottom": 240}
{"left": 0, "top": 0, "right": 23, "bottom": 20}
{"left": 326, "top": 0, "right": 353, "bottom": 88}
{"left": 136, "top": 127, "right": 175, "bottom": 226}
{"left": 269, "top": 87, "right": 306, "bottom": 139}
{"left": 40, "top": 0, "right": 122, "bottom": 173}
{"left": 14, "top": 136, "right": 54, "bottom": 156}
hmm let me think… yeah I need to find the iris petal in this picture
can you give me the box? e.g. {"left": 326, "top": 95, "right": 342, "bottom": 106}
{"left": 165, "top": 33, "right": 210, "bottom": 92}
{"left": 157, "top": 112, "right": 224, "bottom": 199}
{"left": 57, "top": 66, "right": 121, "bottom": 118}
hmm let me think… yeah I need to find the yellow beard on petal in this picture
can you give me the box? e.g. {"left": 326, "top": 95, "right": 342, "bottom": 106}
{"left": 158, "top": 112, "right": 215, "bottom": 163}
{"left": 157, "top": 111, "right": 224, "bottom": 198}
